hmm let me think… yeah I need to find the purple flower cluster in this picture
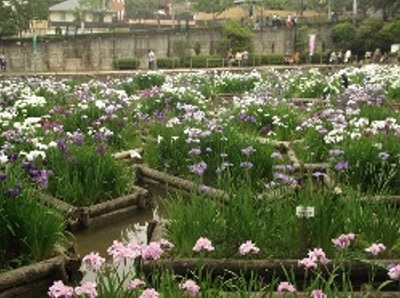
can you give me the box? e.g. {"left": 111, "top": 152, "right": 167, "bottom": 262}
{"left": 238, "top": 113, "right": 256, "bottom": 123}
{"left": 189, "top": 161, "right": 207, "bottom": 176}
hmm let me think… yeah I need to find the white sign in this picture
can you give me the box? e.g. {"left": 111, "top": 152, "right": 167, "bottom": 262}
{"left": 391, "top": 44, "right": 400, "bottom": 53}
{"left": 296, "top": 206, "right": 315, "bottom": 218}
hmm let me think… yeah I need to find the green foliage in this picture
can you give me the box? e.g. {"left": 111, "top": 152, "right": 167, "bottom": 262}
{"left": 332, "top": 134, "right": 400, "bottom": 195}
{"left": 165, "top": 180, "right": 400, "bottom": 259}
{"left": 131, "top": 72, "right": 166, "bottom": 90}
{"left": 331, "top": 22, "right": 357, "bottom": 51}
{"left": 14, "top": 0, "right": 49, "bottom": 29}
{"left": 249, "top": 53, "right": 285, "bottom": 65}
{"left": 125, "top": 0, "right": 160, "bottom": 20}
{"left": 219, "top": 19, "right": 254, "bottom": 55}
{"left": 144, "top": 123, "right": 276, "bottom": 192}
{"left": 294, "top": 25, "right": 309, "bottom": 53}
{"left": 156, "top": 57, "right": 179, "bottom": 69}
{"left": 194, "top": 0, "right": 234, "bottom": 15}
{"left": 46, "top": 145, "right": 133, "bottom": 206}
{"left": 188, "top": 55, "right": 224, "bottom": 68}
{"left": 0, "top": 3, "right": 17, "bottom": 36}
{"left": 355, "top": 18, "right": 390, "bottom": 55}
{"left": 0, "top": 168, "right": 64, "bottom": 269}
{"left": 193, "top": 41, "right": 202, "bottom": 56}
{"left": 380, "top": 18, "right": 400, "bottom": 43}
{"left": 172, "top": 38, "right": 192, "bottom": 67}
{"left": 114, "top": 58, "right": 140, "bottom": 70}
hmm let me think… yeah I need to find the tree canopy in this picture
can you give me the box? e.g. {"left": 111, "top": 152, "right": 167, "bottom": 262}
{"left": 0, "top": 0, "right": 49, "bottom": 37}
{"left": 125, "top": 0, "right": 160, "bottom": 21}
{"left": 193, "top": 0, "right": 234, "bottom": 15}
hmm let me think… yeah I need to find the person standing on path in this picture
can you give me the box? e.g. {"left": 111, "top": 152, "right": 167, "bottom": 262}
{"left": 147, "top": 49, "right": 156, "bottom": 70}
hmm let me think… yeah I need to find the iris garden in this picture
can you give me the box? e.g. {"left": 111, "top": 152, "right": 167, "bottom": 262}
{"left": 1, "top": 65, "right": 400, "bottom": 297}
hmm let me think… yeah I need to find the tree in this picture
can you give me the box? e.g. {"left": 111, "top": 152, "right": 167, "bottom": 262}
{"left": 0, "top": 2, "right": 17, "bottom": 37}
{"left": 194, "top": 0, "right": 234, "bottom": 16}
{"left": 331, "top": 22, "right": 357, "bottom": 51}
{"left": 219, "top": 19, "right": 254, "bottom": 55}
{"left": 361, "top": 0, "right": 399, "bottom": 20}
{"left": 78, "top": 0, "right": 110, "bottom": 22}
{"left": 354, "top": 18, "right": 391, "bottom": 55}
{"left": 10, "top": 0, "right": 49, "bottom": 34}
{"left": 173, "top": 38, "right": 192, "bottom": 66}
{"left": 125, "top": 0, "right": 160, "bottom": 22}
{"left": 380, "top": 18, "right": 400, "bottom": 43}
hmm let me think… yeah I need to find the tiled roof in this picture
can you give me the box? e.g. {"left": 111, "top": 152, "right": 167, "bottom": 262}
{"left": 49, "top": 0, "right": 114, "bottom": 12}
{"left": 49, "top": 0, "right": 80, "bottom": 11}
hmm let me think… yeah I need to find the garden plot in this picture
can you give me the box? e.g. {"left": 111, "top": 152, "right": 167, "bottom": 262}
{"left": 1, "top": 66, "right": 400, "bottom": 297}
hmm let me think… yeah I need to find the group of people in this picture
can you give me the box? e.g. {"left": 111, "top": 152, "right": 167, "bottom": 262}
{"left": 226, "top": 49, "right": 249, "bottom": 67}
{"left": 327, "top": 49, "right": 352, "bottom": 65}
{"left": 364, "top": 48, "right": 389, "bottom": 64}
{"left": 147, "top": 47, "right": 400, "bottom": 70}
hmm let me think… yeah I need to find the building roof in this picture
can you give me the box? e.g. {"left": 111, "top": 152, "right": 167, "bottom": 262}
{"left": 49, "top": 0, "right": 113, "bottom": 12}
{"left": 49, "top": 0, "right": 80, "bottom": 11}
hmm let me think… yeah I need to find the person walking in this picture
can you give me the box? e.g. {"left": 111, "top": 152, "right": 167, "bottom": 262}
{"left": 0, "top": 53, "right": 6, "bottom": 71}
{"left": 235, "top": 51, "right": 243, "bottom": 67}
{"left": 242, "top": 50, "right": 249, "bottom": 67}
{"left": 147, "top": 49, "right": 156, "bottom": 70}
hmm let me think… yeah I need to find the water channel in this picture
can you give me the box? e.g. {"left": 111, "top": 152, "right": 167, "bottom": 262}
{"left": 72, "top": 191, "right": 165, "bottom": 283}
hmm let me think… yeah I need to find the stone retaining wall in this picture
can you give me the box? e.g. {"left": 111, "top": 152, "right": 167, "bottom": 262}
{"left": 0, "top": 26, "right": 332, "bottom": 73}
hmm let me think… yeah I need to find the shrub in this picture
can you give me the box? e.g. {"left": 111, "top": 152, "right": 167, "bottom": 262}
{"left": 114, "top": 58, "right": 140, "bottom": 70}
{"left": 0, "top": 167, "right": 65, "bottom": 269}
{"left": 173, "top": 38, "right": 192, "bottom": 67}
{"left": 193, "top": 41, "right": 202, "bottom": 56}
{"left": 248, "top": 54, "right": 285, "bottom": 66}
{"left": 331, "top": 22, "right": 357, "bottom": 52}
{"left": 184, "top": 55, "right": 224, "bottom": 68}
{"left": 157, "top": 57, "right": 179, "bottom": 69}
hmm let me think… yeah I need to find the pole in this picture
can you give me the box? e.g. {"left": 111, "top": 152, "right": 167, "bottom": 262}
{"left": 33, "top": 33, "right": 38, "bottom": 74}
{"left": 353, "top": 0, "right": 357, "bottom": 23}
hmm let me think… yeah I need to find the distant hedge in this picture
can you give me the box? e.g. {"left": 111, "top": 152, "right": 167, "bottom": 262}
{"left": 116, "top": 53, "right": 325, "bottom": 70}
{"left": 114, "top": 58, "right": 140, "bottom": 70}
{"left": 156, "top": 57, "right": 179, "bottom": 69}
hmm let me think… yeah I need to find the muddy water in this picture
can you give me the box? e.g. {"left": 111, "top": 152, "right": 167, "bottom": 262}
{"left": 70, "top": 183, "right": 175, "bottom": 286}
{"left": 73, "top": 207, "right": 158, "bottom": 257}
{"left": 73, "top": 193, "right": 165, "bottom": 283}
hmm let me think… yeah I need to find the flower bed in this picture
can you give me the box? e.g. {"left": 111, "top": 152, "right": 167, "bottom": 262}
{"left": 1, "top": 65, "right": 400, "bottom": 296}
{"left": 39, "top": 186, "right": 149, "bottom": 231}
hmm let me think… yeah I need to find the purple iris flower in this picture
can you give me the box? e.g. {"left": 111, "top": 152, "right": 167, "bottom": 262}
{"left": 242, "top": 146, "right": 256, "bottom": 156}
{"left": 335, "top": 160, "right": 349, "bottom": 171}
{"left": 7, "top": 153, "right": 18, "bottom": 162}
{"left": 329, "top": 149, "right": 344, "bottom": 156}
{"left": 29, "top": 169, "right": 52, "bottom": 188}
{"left": 240, "top": 161, "right": 254, "bottom": 169}
{"left": 5, "top": 185, "right": 21, "bottom": 197}
{"left": 378, "top": 152, "right": 390, "bottom": 160}
{"left": 0, "top": 172, "right": 7, "bottom": 181}
{"left": 96, "top": 144, "right": 106, "bottom": 155}
{"left": 75, "top": 133, "right": 84, "bottom": 146}
{"left": 274, "top": 172, "right": 294, "bottom": 183}
{"left": 57, "top": 139, "right": 68, "bottom": 154}
{"left": 188, "top": 148, "right": 202, "bottom": 156}
{"left": 189, "top": 161, "right": 207, "bottom": 176}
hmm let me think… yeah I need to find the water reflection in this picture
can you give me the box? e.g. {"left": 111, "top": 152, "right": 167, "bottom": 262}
{"left": 73, "top": 202, "right": 164, "bottom": 284}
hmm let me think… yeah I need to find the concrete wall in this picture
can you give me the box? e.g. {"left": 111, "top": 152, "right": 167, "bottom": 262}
{"left": 1, "top": 26, "right": 331, "bottom": 72}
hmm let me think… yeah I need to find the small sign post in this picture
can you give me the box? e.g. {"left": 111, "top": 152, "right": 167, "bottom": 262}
{"left": 296, "top": 206, "right": 315, "bottom": 218}
{"left": 296, "top": 205, "right": 315, "bottom": 257}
